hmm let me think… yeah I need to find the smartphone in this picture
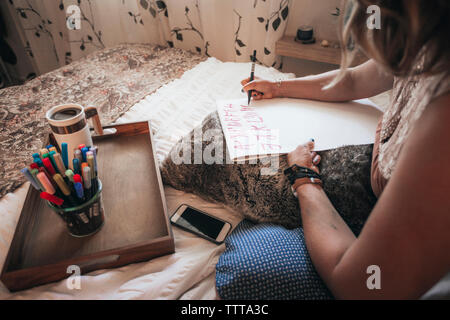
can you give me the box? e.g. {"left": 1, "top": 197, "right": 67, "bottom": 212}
{"left": 170, "top": 204, "right": 232, "bottom": 244}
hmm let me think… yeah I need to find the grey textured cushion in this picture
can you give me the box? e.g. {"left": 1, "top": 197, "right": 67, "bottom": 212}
{"left": 161, "top": 111, "right": 377, "bottom": 233}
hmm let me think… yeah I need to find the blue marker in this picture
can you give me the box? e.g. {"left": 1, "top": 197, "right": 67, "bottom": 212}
{"left": 81, "top": 147, "right": 89, "bottom": 162}
{"left": 32, "top": 153, "right": 41, "bottom": 160}
{"left": 73, "top": 158, "right": 80, "bottom": 175}
{"left": 61, "top": 143, "right": 68, "bottom": 169}
{"left": 46, "top": 145, "right": 54, "bottom": 150}
{"left": 21, "top": 167, "right": 41, "bottom": 190}
{"left": 74, "top": 182, "right": 84, "bottom": 200}
{"left": 34, "top": 158, "right": 43, "bottom": 167}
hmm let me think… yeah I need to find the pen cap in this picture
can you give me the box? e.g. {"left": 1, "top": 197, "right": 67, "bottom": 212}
{"left": 89, "top": 147, "right": 98, "bottom": 173}
{"left": 73, "top": 158, "right": 80, "bottom": 174}
{"left": 82, "top": 167, "right": 91, "bottom": 189}
{"left": 53, "top": 153, "right": 67, "bottom": 176}
{"left": 43, "top": 157, "right": 56, "bottom": 176}
{"left": 87, "top": 155, "right": 95, "bottom": 178}
{"left": 39, "top": 148, "right": 49, "bottom": 158}
{"left": 30, "top": 169, "right": 44, "bottom": 191}
{"left": 49, "top": 151, "right": 58, "bottom": 170}
{"left": 53, "top": 173, "right": 71, "bottom": 196}
{"left": 65, "top": 169, "right": 75, "bottom": 182}
{"left": 73, "top": 174, "right": 82, "bottom": 184}
{"left": 74, "top": 182, "right": 84, "bottom": 199}
{"left": 81, "top": 147, "right": 89, "bottom": 162}
{"left": 61, "top": 142, "right": 69, "bottom": 168}
{"left": 21, "top": 168, "right": 41, "bottom": 190}
{"left": 36, "top": 172, "right": 56, "bottom": 194}
{"left": 34, "top": 158, "right": 43, "bottom": 167}
{"left": 40, "top": 192, "right": 64, "bottom": 206}
{"left": 74, "top": 149, "right": 82, "bottom": 162}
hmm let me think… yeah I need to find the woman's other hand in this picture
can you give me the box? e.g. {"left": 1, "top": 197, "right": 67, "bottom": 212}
{"left": 287, "top": 140, "right": 321, "bottom": 173}
{"left": 241, "top": 76, "right": 278, "bottom": 100}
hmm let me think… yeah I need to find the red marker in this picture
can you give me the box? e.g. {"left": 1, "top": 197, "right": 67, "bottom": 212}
{"left": 78, "top": 144, "right": 86, "bottom": 151}
{"left": 40, "top": 192, "right": 64, "bottom": 206}
{"left": 43, "top": 157, "right": 56, "bottom": 176}
{"left": 30, "top": 162, "right": 39, "bottom": 170}
{"left": 73, "top": 173, "right": 83, "bottom": 188}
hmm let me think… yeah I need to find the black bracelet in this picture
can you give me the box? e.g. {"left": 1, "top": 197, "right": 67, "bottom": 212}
{"left": 283, "top": 164, "right": 322, "bottom": 185}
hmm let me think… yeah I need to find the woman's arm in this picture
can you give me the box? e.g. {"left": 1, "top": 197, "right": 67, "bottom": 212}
{"left": 242, "top": 59, "right": 394, "bottom": 102}
{"left": 290, "top": 93, "right": 450, "bottom": 299}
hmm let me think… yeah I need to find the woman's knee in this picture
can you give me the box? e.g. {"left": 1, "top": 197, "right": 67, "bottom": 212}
{"left": 215, "top": 220, "right": 333, "bottom": 300}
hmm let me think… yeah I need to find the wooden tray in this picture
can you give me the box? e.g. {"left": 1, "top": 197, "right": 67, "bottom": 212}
{"left": 1, "top": 121, "right": 174, "bottom": 292}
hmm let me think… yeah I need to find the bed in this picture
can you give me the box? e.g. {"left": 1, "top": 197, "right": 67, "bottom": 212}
{"left": 2, "top": 44, "right": 446, "bottom": 300}
{"left": 0, "top": 44, "right": 294, "bottom": 299}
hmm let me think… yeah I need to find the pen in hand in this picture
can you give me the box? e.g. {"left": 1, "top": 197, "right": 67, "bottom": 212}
{"left": 248, "top": 50, "right": 257, "bottom": 105}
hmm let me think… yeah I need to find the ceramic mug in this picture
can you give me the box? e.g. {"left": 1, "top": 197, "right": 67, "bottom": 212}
{"left": 46, "top": 104, "right": 103, "bottom": 169}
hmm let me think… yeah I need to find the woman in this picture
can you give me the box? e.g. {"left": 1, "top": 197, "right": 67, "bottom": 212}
{"left": 218, "top": 0, "right": 450, "bottom": 299}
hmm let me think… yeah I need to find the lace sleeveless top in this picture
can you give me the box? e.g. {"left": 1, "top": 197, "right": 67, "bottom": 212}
{"left": 378, "top": 70, "right": 450, "bottom": 180}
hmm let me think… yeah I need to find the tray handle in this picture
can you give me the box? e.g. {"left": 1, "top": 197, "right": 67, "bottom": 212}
{"left": 91, "top": 121, "right": 151, "bottom": 139}
{"left": 77, "top": 254, "right": 120, "bottom": 273}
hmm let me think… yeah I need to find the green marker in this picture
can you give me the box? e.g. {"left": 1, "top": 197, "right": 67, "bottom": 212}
{"left": 65, "top": 169, "right": 75, "bottom": 183}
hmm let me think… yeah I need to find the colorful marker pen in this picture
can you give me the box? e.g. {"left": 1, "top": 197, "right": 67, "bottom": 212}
{"left": 43, "top": 157, "right": 57, "bottom": 176}
{"left": 40, "top": 192, "right": 64, "bottom": 207}
{"left": 34, "top": 158, "right": 43, "bottom": 167}
{"left": 74, "top": 149, "right": 83, "bottom": 163}
{"left": 39, "top": 148, "right": 49, "bottom": 158}
{"left": 38, "top": 167, "right": 58, "bottom": 190}
{"left": 30, "top": 168, "right": 45, "bottom": 191}
{"left": 73, "top": 174, "right": 83, "bottom": 188}
{"left": 21, "top": 167, "right": 41, "bottom": 190}
{"left": 53, "top": 153, "right": 67, "bottom": 177}
{"left": 73, "top": 158, "right": 80, "bottom": 175}
{"left": 74, "top": 182, "right": 84, "bottom": 203}
{"left": 48, "top": 151, "right": 58, "bottom": 172}
{"left": 65, "top": 169, "right": 75, "bottom": 183}
{"left": 36, "top": 172, "right": 56, "bottom": 195}
{"left": 81, "top": 147, "right": 89, "bottom": 162}
{"left": 61, "top": 142, "right": 69, "bottom": 169}
{"left": 53, "top": 174, "right": 77, "bottom": 206}
{"left": 82, "top": 166, "right": 92, "bottom": 200}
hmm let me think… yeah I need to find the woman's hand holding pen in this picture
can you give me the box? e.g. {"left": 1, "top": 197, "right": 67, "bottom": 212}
{"left": 241, "top": 76, "right": 279, "bottom": 100}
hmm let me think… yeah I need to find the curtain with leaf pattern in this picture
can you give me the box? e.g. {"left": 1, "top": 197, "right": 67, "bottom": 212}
{"left": 7, "top": 0, "right": 290, "bottom": 75}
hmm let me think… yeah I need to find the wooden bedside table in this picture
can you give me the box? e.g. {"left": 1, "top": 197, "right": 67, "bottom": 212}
{"left": 276, "top": 35, "right": 367, "bottom": 67}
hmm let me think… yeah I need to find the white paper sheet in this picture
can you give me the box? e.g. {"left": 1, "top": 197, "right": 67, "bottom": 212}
{"left": 217, "top": 98, "right": 383, "bottom": 160}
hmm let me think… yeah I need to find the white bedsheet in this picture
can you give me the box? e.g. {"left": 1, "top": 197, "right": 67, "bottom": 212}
{"left": 0, "top": 57, "right": 294, "bottom": 299}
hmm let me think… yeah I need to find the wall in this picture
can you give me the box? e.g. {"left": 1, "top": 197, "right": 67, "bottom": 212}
{"left": 281, "top": 0, "right": 343, "bottom": 76}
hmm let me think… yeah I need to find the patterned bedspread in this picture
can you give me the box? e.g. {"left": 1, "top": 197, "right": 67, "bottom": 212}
{"left": 0, "top": 44, "right": 206, "bottom": 198}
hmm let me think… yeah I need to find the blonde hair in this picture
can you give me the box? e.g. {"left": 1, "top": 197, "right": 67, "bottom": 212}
{"left": 327, "top": 0, "right": 450, "bottom": 88}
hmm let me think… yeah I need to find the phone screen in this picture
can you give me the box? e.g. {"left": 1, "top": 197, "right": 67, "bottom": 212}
{"left": 176, "top": 207, "right": 225, "bottom": 240}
